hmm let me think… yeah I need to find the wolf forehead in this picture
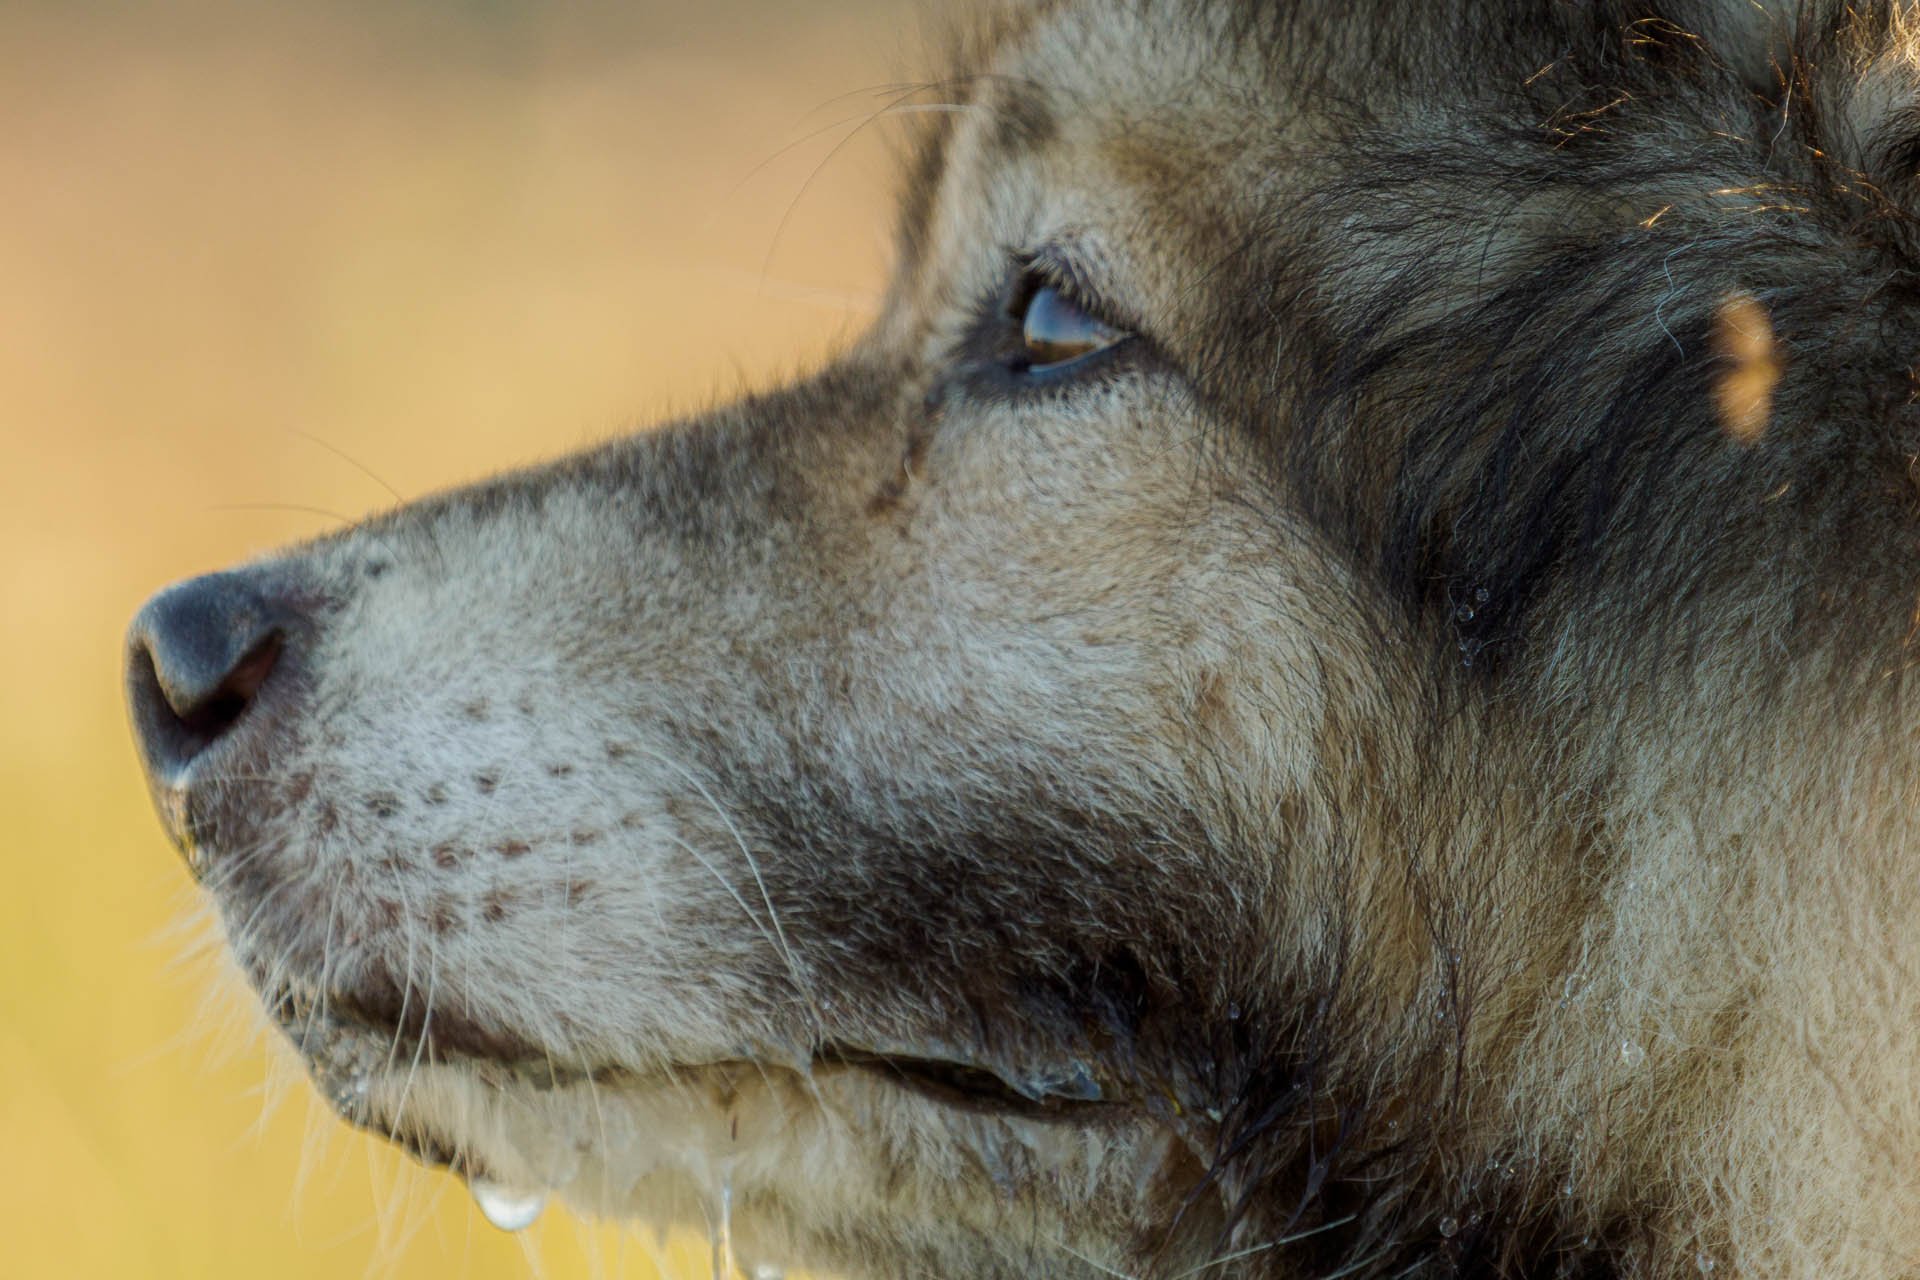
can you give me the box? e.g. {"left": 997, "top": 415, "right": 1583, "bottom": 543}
{"left": 909, "top": 0, "right": 1920, "bottom": 684}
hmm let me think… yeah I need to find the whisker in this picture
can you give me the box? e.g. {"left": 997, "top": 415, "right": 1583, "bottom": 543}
{"left": 282, "top": 427, "right": 407, "bottom": 505}
{"left": 626, "top": 742, "right": 821, "bottom": 1034}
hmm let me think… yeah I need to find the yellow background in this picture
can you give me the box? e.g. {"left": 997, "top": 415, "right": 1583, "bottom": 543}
{"left": 0, "top": 1, "right": 900, "bottom": 1274}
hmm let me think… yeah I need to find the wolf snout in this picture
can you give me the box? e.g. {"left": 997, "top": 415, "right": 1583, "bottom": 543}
{"left": 126, "top": 570, "right": 289, "bottom": 806}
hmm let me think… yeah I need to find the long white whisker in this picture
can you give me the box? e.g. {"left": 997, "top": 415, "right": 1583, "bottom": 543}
{"left": 626, "top": 742, "right": 821, "bottom": 1031}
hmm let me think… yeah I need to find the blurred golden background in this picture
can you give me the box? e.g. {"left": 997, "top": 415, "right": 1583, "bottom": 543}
{"left": 0, "top": 0, "right": 902, "bottom": 1274}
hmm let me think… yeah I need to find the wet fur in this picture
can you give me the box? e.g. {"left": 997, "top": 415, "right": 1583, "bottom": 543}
{"left": 144, "top": 1, "right": 1920, "bottom": 1276}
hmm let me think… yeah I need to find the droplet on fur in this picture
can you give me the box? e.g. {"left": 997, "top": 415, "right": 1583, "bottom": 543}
{"left": 1710, "top": 291, "right": 1779, "bottom": 444}
{"left": 1696, "top": 1252, "right": 1716, "bottom": 1273}
{"left": 752, "top": 1269, "right": 786, "bottom": 1280}
{"left": 471, "top": 1182, "right": 546, "bottom": 1232}
{"left": 1619, "top": 1039, "right": 1646, "bottom": 1068}
{"left": 329, "top": 1075, "right": 371, "bottom": 1113}
{"left": 1438, "top": 1216, "right": 1459, "bottom": 1239}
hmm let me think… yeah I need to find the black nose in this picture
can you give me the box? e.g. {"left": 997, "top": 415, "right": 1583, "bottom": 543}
{"left": 126, "top": 571, "right": 288, "bottom": 788}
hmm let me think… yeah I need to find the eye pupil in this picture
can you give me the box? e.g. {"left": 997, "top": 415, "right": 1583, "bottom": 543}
{"left": 1019, "top": 283, "right": 1125, "bottom": 371}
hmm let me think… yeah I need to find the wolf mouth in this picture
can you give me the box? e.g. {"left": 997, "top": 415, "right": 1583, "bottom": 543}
{"left": 270, "top": 976, "right": 1120, "bottom": 1167}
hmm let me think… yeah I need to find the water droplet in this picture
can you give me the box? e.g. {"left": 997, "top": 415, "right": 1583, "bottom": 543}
{"left": 1562, "top": 1179, "right": 1576, "bottom": 1196}
{"left": 1696, "top": 1252, "right": 1715, "bottom": 1273}
{"left": 1227, "top": 1002, "right": 1242, "bottom": 1020}
{"left": 1474, "top": 587, "right": 1491, "bottom": 604}
{"left": 710, "top": 1177, "right": 734, "bottom": 1280}
{"left": 752, "top": 1269, "right": 786, "bottom": 1280}
{"left": 1455, "top": 604, "right": 1476, "bottom": 622}
{"left": 1620, "top": 1040, "right": 1646, "bottom": 1068}
{"left": 1027, "top": 1061, "right": 1103, "bottom": 1102}
{"left": 471, "top": 1182, "right": 547, "bottom": 1233}
{"left": 1438, "top": 1216, "right": 1459, "bottom": 1239}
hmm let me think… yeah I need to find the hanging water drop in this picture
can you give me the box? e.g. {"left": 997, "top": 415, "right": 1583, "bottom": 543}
{"left": 1438, "top": 1216, "right": 1459, "bottom": 1239}
{"left": 710, "top": 1177, "right": 735, "bottom": 1280}
{"left": 1620, "top": 1039, "right": 1646, "bottom": 1068}
{"left": 1696, "top": 1252, "right": 1716, "bottom": 1274}
{"left": 471, "top": 1181, "right": 547, "bottom": 1233}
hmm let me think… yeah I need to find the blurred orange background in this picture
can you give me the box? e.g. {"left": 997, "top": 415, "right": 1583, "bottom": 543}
{"left": 0, "top": 1, "right": 904, "bottom": 1274}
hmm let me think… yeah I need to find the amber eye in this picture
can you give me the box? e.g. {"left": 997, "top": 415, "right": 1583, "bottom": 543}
{"left": 1015, "top": 283, "right": 1130, "bottom": 372}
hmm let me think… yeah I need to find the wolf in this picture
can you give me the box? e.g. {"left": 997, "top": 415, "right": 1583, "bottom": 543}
{"left": 124, "top": 0, "right": 1920, "bottom": 1275}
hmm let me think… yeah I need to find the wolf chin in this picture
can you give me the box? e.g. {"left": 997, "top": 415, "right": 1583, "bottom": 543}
{"left": 124, "top": 1, "right": 1920, "bottom": 1276}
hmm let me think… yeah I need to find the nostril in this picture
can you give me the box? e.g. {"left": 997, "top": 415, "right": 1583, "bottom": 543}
{"left": 177, "top": 632, "right": 282, "bottom": 738}
{"left": 126, "top": 571, "right": 290, "bottom": 783}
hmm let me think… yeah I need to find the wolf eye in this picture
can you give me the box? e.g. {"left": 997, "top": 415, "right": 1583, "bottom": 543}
{"left": 1012, "top": 282, "right": 1130, "bottom": 373}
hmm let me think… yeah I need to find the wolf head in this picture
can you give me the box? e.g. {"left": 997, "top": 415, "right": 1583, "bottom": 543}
{"left": 128, "top": 3, "right": 1920, "bottom": 1276}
